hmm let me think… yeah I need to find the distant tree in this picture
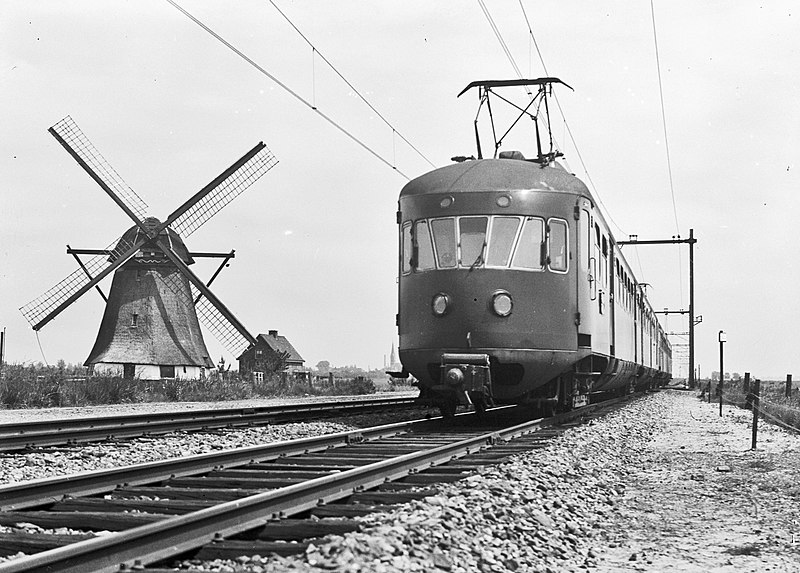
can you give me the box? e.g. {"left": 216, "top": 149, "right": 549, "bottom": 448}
{"left": 732, "top": 372, "right": 742, "bottom": 382}
{"left": 331, "top": 364, "right": 366, "bottom": 378}
{"left": 316, "top": 360, "right": 331, "bottom": 374}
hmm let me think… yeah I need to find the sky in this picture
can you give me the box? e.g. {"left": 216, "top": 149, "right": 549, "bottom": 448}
{"left": 1, "top": 1, "right": 797, "bottom": 380}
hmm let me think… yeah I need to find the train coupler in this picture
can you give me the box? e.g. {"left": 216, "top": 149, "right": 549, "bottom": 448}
{"left": 440, "top": 353, "right": 493, "bottom": 405}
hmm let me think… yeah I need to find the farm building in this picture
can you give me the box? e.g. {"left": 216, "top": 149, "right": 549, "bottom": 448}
{"left": 238, "top": 330, "right": 305, "bottom": 381}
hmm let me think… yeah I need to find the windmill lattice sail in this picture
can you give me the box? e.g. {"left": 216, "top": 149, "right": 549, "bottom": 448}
{"left": 19, "top": 235, "right": 136, "bottom": 328}
{"left": 170, "top": 145, "right": 278, "bottom": 238}
{"left": 153, "top": 270, "right": 253, "bottom": 359}
{"left": 50, "top": 116, "right": 150, "bottom": 221}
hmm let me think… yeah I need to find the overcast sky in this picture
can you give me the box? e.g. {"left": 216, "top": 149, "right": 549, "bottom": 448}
{"left": 1, "top": 1, "right": 797, "bottom": 379}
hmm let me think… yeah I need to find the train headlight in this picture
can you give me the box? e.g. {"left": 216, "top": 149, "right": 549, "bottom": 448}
{"left": 491, "top": 291, "right": 513, "bottom": 317}
{"left": 432, "top": 292, "right": 451, "bottom": 316}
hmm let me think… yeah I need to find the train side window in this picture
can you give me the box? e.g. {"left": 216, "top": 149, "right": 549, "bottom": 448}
{"left": 458, "top": 217, "right": 488, "bottom": 267}
{"left": 414, "top": 220, "right": 435, "bottom": 271}
{"left": 486, "top": 216, "right": 521, "bottom": 267}
{"left": 548, "top": 219, "right": 568, "bottom": 272}
{"left": 511, "top": 217, "right": 544, "bottom": 269}
{"left": 431, "top": 218, "right": 457, "bottom": 268}
{"left": 401, "top": 222, "right": 412, "bottom": 275}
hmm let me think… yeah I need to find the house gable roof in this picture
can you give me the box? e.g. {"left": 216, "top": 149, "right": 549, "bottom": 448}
{"left": 238, "top": 331, "right": 304, "bottom": 363}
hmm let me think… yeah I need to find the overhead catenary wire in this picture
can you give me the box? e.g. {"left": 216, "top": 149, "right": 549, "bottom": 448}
{"left": 267, "top": 0, "right": 435, "bottom": 170}
{"left": 515, "top": 1, "right": 628, "bottom": 238}
{"left": 650, "top": 0, "right": 685, "bottom": 307}
{"left": 165, "top": 0, "right": 412, "bottom": 180}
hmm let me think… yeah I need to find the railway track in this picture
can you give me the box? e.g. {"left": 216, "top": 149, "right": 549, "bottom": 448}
{"left": 0, "top": 396, "right": 418, "bottom": 452}
{"left": 0, "top": 395, "right": 637, "bottom": 572}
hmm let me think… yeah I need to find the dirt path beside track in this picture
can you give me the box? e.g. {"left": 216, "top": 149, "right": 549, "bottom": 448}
{"left": 594, "top": 391, "right": 800, "bottom": 572}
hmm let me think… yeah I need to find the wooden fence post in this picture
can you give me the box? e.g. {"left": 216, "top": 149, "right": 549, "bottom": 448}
{"left": 744, "top": 372, "right": 752, "bottom": 410}
{"left": 787, "top": 374, "right": 793, "bottom": 398}
{"left": 751, "top": 378, "right": 760, "bottom": 450}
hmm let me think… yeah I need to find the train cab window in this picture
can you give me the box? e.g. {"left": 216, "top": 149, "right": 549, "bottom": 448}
{"left": 431, "top": 218, "right": 457, "bottom": 268}
{"left": 486, "top": 216, "right": 521, "bottom": 267}
{"left": 548, "top": 219, "right": 568, "bottom": 272}
{"left": 414, "top": 220, "right": 436, "bottom": 271}
{"left": 458, "top": 217, "right": 488, "bottom": 267}
{"left": 401, "top": 223, "right": 412, "bottom": 274}
{"left": 511, "top": 217, "right": 544, "bottom": 269}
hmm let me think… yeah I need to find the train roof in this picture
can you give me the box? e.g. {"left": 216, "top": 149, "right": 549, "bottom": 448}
{"left": 400, "top": 156, "right": 591, "bottom": 198}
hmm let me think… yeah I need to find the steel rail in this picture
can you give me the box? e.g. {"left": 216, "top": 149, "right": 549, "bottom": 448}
{"left": 0, "top": 396, "right": 418, "bottom": 452}
{"left": 0, "top": 398, "right": 629, "bottom": 572}
{"left": 0, "top": 411, "right": 451, "bottom": 512}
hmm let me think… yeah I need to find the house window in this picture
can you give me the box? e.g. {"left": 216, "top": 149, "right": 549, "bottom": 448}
{"left": 131, "top": 313, "right": 138, "bottom": 327}
{"left": 256, "top": 349, "right": 263, "bottom": 358}
{"left": 160, "top": 365, "right": 175, "bottom": 378}
{"left": 253, "top": 371, "right": 264, "bottom": 383}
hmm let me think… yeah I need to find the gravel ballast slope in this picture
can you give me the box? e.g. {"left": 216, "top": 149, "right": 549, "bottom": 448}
{"left": 190, "top": 391, "right": 799, "bottom": 573}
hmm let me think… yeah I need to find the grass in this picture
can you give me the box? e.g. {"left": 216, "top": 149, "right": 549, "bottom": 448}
{"left": 0, "top": 363, "right": 387, "bottom": 409}
{"left": 702, "top": 378, "right": 800, "bottom": 433}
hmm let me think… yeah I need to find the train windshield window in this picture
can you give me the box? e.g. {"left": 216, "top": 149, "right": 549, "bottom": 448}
{"left": 486, "top": 216, "right": 521, "bottom": 267}
{"left": 549, "top": 219, "right": 568, "bottom": 271}
{"left": 511, "top": 217, "right": 544, "bottom": 269}
{"left": 401, "top": 223, "right": 412, "bottom": 274}
{"left": 414, "top": 220, "right": 435, "bottom": 271}
{"left": 459, "top": 217, "right": 488, "bottom": 267}
{"left": 431, "top": 218, "right": 457, "bottom": 268}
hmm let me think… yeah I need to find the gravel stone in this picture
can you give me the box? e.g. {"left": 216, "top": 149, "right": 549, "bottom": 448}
{"left": 184, "top": 391, "right": 799, "bottom": 573}
{"left": 4, "top": 391, "right": 799, "bottom": 572}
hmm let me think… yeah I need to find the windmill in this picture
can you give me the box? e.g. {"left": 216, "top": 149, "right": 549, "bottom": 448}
{"left": 20, "top": 116, "right": 278, "bottom": 380}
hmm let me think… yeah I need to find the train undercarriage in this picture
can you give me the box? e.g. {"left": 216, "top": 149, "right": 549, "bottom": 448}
{"left": 408, "top": 350, "right": 670, "bottom": 418}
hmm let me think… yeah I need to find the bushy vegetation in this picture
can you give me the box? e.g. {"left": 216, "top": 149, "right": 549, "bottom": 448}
{"left": 0, "top": 361, "right": 384, "bottom": 410}
{"left": 700, "top": 377, "right": 800, "bottom": 432}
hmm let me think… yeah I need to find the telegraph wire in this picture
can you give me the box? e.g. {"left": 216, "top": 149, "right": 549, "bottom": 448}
{"left": 165, "top": 0, "right": 411, "bottom": 179}
{"left": 267, "top": 0, "right": 436, "bottom": 169}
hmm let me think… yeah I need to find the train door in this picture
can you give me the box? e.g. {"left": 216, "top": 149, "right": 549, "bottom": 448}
{"left": 577, "top": 201, "right": 595, "bottom": 348}
{"left": 608, "top": 248, "right": 619, "bottom": 356}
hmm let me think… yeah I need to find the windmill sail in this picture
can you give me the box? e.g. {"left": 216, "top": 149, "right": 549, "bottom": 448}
{"left": 155, "top": 271, "right": 252, "bottom": 358}
{"left": 19, "top": 234, "right": 137, "bottom": 328}
{"left": 49, "top": 116, "right": 150, "bottom": 221}
{"left": 168, "top": 143, "right": 277, "bottom": 238}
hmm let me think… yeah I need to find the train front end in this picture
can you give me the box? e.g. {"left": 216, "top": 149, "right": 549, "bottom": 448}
{"left": 397, "top": 156, "right": 589, "bottom": 412}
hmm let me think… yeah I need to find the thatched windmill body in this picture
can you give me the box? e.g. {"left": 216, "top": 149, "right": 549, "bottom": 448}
{"left": 20, "top": 116, "right": 278, "bottom": 380}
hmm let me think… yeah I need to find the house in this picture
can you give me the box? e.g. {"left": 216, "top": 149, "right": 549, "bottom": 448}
{"left": 238, "top": 330, "right": 305, "bottom": 381}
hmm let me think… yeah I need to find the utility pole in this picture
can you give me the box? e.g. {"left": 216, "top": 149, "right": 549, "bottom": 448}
{"left": 619, "top": 229, "right": 698, "bottom": 387}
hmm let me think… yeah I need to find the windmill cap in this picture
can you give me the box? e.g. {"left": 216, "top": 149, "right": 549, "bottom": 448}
{"left": 112, "top": 217, "right": 194, "bottom": 265}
